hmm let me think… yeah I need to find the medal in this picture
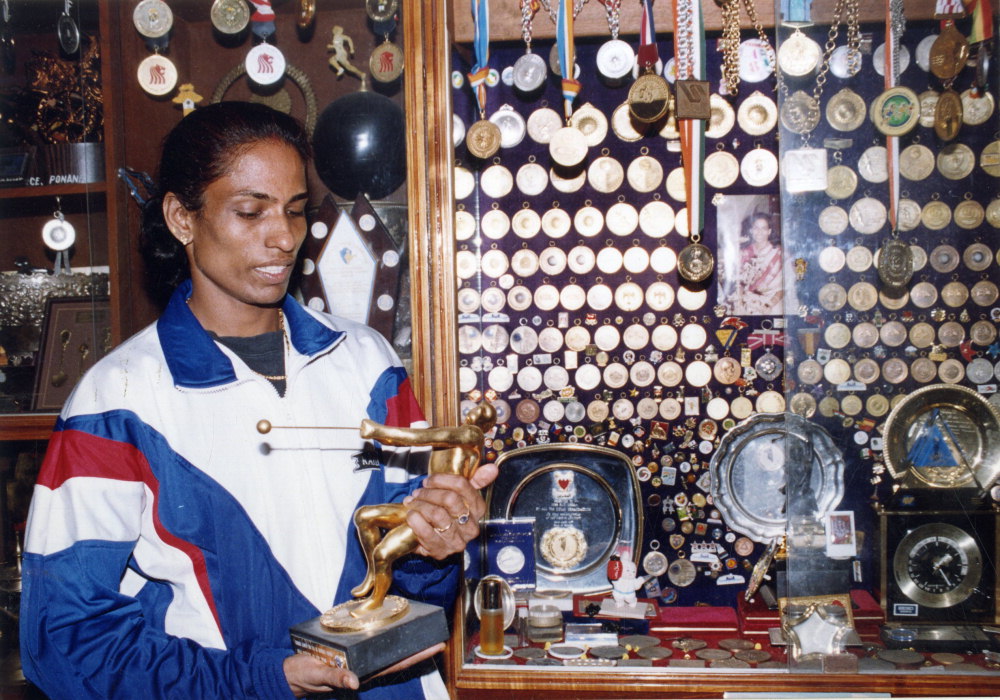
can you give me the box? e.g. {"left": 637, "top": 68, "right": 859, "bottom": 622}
{"left": 736, "top": 91, "right": 778, "bottom": 136}
{"left": 513, "top": 0, "right": 546, "bottom": 93}
{"left": 370, "top": 39, "right": 404, "bottom": 83}
{"left": 780, "top": 90, "right": 820, "bottom": 134}
{"left": 245, "top": 42, "right": 285, "bottom": 86}
{"left": 57, "top": 0, "right": 80, "bottom": 54}
{"left": 677, "top": 238, "right": 714, "bottom": 283}
{"left": 870, "top": 86, "right": 919, "bottom": 136}
{"left": 934, "top": 88, "right": 963, "bottom": 140}
{"left": 877, "top": 237, "right": 913, "bottom": 290}
{"left": 133, "top": 0, "right": 173, "bottom": 39}
{"left": 629, "top": 0, "right": 670, "bottom": 123}
{"left": 137, "top": 53, "right": 178, "bottom": 96}
{"left": 596, "top": 0, "right": 634, "bottom": 82}
{"left": 366, "top": 0, "right": 399, "bottom": 22}
{"left": 777, "top": 27, "right": 821, "bottom": 76}
{"left": 211, "top": 0, "right": 250, "bottom": 34}
{"left": 42, "top": 199, "right": 75, "bottom": 275}
{"left": 466, "top": 0, "right": 499, "bottom": 159}
{"left": 929, "top": 20, "right": 969, "bottom": 81}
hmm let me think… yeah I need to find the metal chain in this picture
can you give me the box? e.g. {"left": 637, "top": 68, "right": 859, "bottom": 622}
{"left": 538, "top": 0, "right": 588, "bottom": 25}
{"left": 889, "top": 0, "right": 905, "bottom": 83}
{"left": 520, "top": 0, "right": 535, "bottom": 47}
{"left": 675, "top": 0, "right": 694, "bottom": 79}
{"left": 740, "top": 0, "right": 779, "bottom": 92}
{"left": 598, "top": 0, "right": 621, "bottom": 39}
{"left": 718, "top": 0, "right": 742, "bottom": 95}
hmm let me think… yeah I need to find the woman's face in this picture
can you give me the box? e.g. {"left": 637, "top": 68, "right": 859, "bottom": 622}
{"left": 169, "top": 139, "right": 308, "bottom": 318}
{"left": 750, "top": 217, "right": 771, "bottom": 245}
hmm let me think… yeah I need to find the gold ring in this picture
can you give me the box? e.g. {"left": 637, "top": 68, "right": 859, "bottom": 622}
{"left": 457, "top": 512, "right": 471, "bottom": 525}
{"left": 434, "top": 521, "right": 453, "bottom": 534}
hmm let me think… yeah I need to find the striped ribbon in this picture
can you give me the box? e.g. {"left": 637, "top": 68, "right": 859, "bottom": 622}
{"left": 556, "top": 0, "right": 582, "bottom": 120}
{"left": 935, "top": 0, "right": 966, "bottom": 15}
{"left": 965, "top": 0, "right": 994, "bottom": 44}
{"left": 468, "top": 0, "right": 491, "bottom": 115}
{"left": 673, "top": 0, "right": 706, "bottom": 237}
{"left": 637, "top": 0, "right": 659, "bottom": 68}
{"left": 884, "top": 0, "right": 901, "bottom": 232}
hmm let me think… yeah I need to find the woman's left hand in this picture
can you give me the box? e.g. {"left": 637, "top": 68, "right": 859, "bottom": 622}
{"left": 404, "top": 464, "right": 498, "bottom": 559}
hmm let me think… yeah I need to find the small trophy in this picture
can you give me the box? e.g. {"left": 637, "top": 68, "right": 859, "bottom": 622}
{"left": 281, "top": 402, "right": 497, "bottom": 677}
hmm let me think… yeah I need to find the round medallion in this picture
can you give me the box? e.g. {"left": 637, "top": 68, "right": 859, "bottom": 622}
{"left": 918, "top": 89, "right": 939, "bottom": 127}
{"left": 569, "top": 103, "right": 609, "bottom": 148}
{"left": 513, "top": 51, "right": 548, "bottom": 93}
{"left": 937, "top": 143, "right": 975, "bottom": 180}
{"left": 739, "top": 38, "right": 775, "bottom": 82}
{"left": 639, "top": 200, "right": 675, "bottom": 238}
{"left": 845, "top": 245, "right": 873, "bottom": 272}
{"left": 704, "top": 151, "right": 740, "bottom": 189}
{"left": 627, "top": 155, "right": 664, "bottom": 193}
{"left": 825, "top": 165, "right": 857, "bottom": 199}
{"left": 780, "top": 90, "right": 820, "bottom": 134}
{"left": 955, "top": 200, "right": 985, "bottom": 230}
{"left": 480, "top": 163, "right": 513, "bottom": 199}
{"left": 134, "top": 0, "right": 174, "bottom": 38}
{"left": 909, "top": 283, "right": 938, "bottom": 309}
{"left": 706, "top": 94, "right": 737, "bottom": 139}
{"left": 899, "top": 143, "right": 936, "bottom": 181}
{"left": 741, "top": 148, "right": 779, "bottom": 187}
{"left": 587, "top": 155, "right": 624, "bottom": 193}
{"left": 489, "top": 106, "right": 527, "bottom": 149}
{"left": 849, "top": 197, "right": 887, "bottom": 234}
{"left": 825, "top": 88, "right": 866, "bottom": 132}
{"left": 567, "top": 245, "right": 597, "bottom": 275}
{"left": 549, "top": 126, "right": 588, "bottom": 167}
{"left": 737, "top": 91, "right": 778, "bottom": 135}
{"left": 573, "top": 205, "right": 604, "bottom": 238}
{"left": 897, "top": 198, "right": 922, "bottom": 231}
{"left": 541, "top": 207, "right": 571, "bottom": 238}
{"left": 466, "top": 119, "right": 502, "bottom": 160}
{"left": 511, "top": 208, "right": 541, "bottom": 239}
{"left": 882, "top": 358, "right": 909, "bottom": 385}
{"left": 526, "top": 107, "right": 563, "bottom": 144}
{"left": 910, "top": 356, "right": 937, "bottom": 383}
{"left": 929, "top": 244, "right": 960, "bottom": 273}
{"left": 137, "top": 54, "right": 178, "bottom": 96}
{"left": 961, "top": 88, "right": 995, "bottom": 125}
{"left": 818, "top": 205, "right": 849, "bottom": 235}
{"left": 606, "top": 201, "right": 639, "bottom": 236}
{"left": 777, "top": 29, "right": 821, "bottom": 76}
{"left": 858, "top": 146, "right": 889, "bottom": 183}
{"left": 611, "top": 102, "right": 644, "bottom": 142}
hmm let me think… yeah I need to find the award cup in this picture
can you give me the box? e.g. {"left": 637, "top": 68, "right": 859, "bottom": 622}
{"left": 284, "top": 402, "right": 497, "bottom": 677}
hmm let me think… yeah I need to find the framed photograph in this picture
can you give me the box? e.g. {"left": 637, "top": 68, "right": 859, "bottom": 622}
{"left": 824, "top": 510, "right": 858, "bottom": 559}
{"left": 716, "top": 194, "right": 790, "bottom": 316}
{"left": 32, "top": 296, "right": 111, "bottom": 412}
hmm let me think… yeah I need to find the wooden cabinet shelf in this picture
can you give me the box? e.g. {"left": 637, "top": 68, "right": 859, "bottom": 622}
{"left": 0, "top": 182, "right": 109, "bottom": 200}
{"left": 0, "top": 414, "right": 57, "bottom": 442}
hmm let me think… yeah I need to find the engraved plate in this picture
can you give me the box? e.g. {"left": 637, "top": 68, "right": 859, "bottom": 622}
{"left": 782, "top": 147, "right": 828, "bottom": 193}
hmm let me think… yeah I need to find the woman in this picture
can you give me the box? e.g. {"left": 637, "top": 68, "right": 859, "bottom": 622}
{"left": 20, "top": 102, "right": 494, "bottom": 699}
{"left": 734, "top": 212, "right": 784, "bottom": 315}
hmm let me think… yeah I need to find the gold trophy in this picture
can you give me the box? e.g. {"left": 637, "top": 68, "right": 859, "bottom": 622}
{"left": 272, "top": 402, "right": 497, "bottom": 676}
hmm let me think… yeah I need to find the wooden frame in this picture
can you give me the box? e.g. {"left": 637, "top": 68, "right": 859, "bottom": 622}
{"left": 31, "top": 296, "right": 110, "bottom": 412}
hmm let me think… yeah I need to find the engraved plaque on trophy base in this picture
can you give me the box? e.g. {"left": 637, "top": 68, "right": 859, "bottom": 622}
{"left": 290, "top": 600, "right": 448, "bottom": 678}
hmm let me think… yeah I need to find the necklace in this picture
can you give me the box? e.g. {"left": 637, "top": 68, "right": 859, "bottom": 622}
{"left": 250, "top": 310, "right": 289, "bottom": 381}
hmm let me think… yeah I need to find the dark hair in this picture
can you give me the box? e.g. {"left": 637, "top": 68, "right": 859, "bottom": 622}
{"left": 747, "top": 211, "right": 781, "bottom": 247}
{"left": 140, "top": 101, "right": 312, "bottom": 304}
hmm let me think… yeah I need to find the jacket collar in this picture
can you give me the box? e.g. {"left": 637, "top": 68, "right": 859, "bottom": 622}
{"left": 157, "top": 279, "right": 344, "bottom": 388}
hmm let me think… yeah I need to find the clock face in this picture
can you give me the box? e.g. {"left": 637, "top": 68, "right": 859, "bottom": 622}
{"left": 893, "top": 523, "right": 982, "bottom": 609}
{"left": 883, "top": 512, "right": 996, "bottom": 624}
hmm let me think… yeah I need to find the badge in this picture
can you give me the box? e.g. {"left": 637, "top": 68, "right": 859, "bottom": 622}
{"left": 245, "top": 43, "right": 286, "bottom": 86}
{"left": 137, "top": 53, "right": 178, "bottom": 96}
{"left": 781, "top": 147, "right": 827, "bottom": 193}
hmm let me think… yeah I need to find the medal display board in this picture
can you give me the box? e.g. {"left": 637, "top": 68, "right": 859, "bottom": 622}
{"left": 453, "top": 5, "right": 1000, "bottom": 680}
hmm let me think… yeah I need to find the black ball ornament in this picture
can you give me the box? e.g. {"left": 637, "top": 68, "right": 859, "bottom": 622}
{"left": 312, "top": 90, "right": 406, "bottom": 200}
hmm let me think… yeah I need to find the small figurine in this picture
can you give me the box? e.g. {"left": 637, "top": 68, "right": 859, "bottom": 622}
{"left": 607, "top": 553, "right": 650, "bottom": 608}
{"left": 326, "top": 25, "right": 366, "bottom": 82}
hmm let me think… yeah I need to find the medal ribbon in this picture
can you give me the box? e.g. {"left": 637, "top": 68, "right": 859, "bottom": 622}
{"left": 747, "top": 330, "right": 787, "bottom": 349}
{"left": 965, "top": 0, "right": 994, "bottom": 44}
{"left": 637, "top": 0, "right": 659, "bottom": 68}
{"left": 249, "top": 0, "right": 276, "bottom": 39}
{"left": 935, "top": 0, "right": 965, "bottom": 16}
{"left": 468, "top": 0, "right": 491, "bottom": 116}
{"left": 673, "top": 0, "right": 706, "bottom": 237}
{"left": 884, "top": 0, "right": 903, "bottom": 231}
{"left": 556, "top": 0, "right": 582, "bottom": 120}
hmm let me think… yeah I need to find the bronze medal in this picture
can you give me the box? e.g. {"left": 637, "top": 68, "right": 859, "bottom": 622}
{"left": 628, "top": 71, "right": 671, "bottom": 123}
{"left": 877, "top": 237, "right": 913, "bottom": 290}
{"left": 934, "top": 88, "right": 963, "bottom": 141}
{"left": 466, "top": 119, "right": 501, "bottom": 159}
{"left": 929, "top": 21, "right": 969, "bottom": 81}
{"left": 677, "top": 241, "right": 714, "bottom": 283}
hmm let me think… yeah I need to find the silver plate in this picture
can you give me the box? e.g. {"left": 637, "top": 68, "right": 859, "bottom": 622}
{"left": 710, "top": 413, "right": 845, "bottom": 542}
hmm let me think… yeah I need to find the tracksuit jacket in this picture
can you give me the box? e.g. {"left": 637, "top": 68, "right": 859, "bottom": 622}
{"left": 20, "top": 280, "right": 457, "bottom": 699}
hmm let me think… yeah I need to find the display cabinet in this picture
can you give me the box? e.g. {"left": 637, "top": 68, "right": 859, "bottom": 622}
{"left": 431, "top": 0, "right": 1000, "bottom": 696}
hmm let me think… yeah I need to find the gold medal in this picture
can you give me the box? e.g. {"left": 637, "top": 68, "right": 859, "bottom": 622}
{"left": 825, "top": 164, "right": 857, "bottom": 199}
{"left": 954, "top": 199, "right": 985, "bottom": 229}
{"left": 899, "top": 143, "right": 935, "bottom": 181}
{"left": 937, "top": 142, "right": 975, "bottom": 180}
{"left": 934, "top": 89, "right": 963, "bottom": 141}
{"left": 466, "top": 119, "right": 502, "bottom": 159}
{"left": 929, "top": 21, "right": 969, "bottom": 81}
{"left": 870, "top": 87, "right": 920, "bottom": 136}
{"left": 825, "top": 88, "right": 866, "bottom": 132}
{"left": 628, "top": 71, "right": 671, "bottom": 123}
{"left": 981, "top": 140, "right": 1000, "bottom": 177}
{"left": 677, "top": 239, "right": 714, "bottom": 283}
{"left": 781, "top": 90, "right": 820, "bottom": 134}
{"left": 877, "top": 237, "right": 913, "bottom": 290}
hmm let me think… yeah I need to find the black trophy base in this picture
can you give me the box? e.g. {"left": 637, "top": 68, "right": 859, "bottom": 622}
{"left": 290, "top": 600, "right": 448, "bottom": 678}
